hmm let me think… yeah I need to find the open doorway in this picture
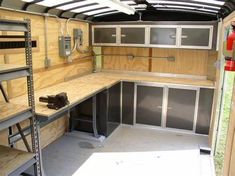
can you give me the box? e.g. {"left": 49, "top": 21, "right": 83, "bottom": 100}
{"left": 214, "top": 71, "right": 235, "bottom": 175}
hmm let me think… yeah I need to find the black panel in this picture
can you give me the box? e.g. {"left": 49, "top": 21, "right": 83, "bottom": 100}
{"left": 196, "top": 88, "right": 214, "bottom": 135}
{"left": 167, "top": 88, "right": 196, "bottom": 131}
{"left": 107, "top": 83, "right": 121, "bottom": 135}
{"left": 0, "top": 40, "right": 37, "bottom": 49}
{"left": 136, "top": 85, "right": 163, "bottom": 126}
{"left": 97, "top": 90, "right": 108, "bottom": 136}
{"left": 122, "top": 82, "right": 134, "bottom": 125}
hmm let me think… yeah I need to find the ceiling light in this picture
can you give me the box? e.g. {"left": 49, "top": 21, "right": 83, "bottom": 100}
{"left": 21, "top": 0, "right": 34, "bottom": 2}
{"left": 88, "top": 0, "right": 136, "bottom": 15}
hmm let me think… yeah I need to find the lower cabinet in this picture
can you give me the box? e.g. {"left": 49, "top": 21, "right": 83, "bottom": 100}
{"left": 136, "top": 85, "right": 163, "bottom": 126}
{"left": 166, "top": 88, "right": 196, "bottom": 131}
{"left": 122, "top": 82, "right": 135, "bottom": 125}
{"left": 70, "top": 83, "right": 121, "bottom": 137}
{"left": 132, "top": 84, "right": 214, "bottom": 135}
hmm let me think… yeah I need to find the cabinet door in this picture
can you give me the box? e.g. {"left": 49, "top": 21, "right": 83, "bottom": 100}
{"left": 107, "top": 83, "right": 121, "bottom": 135}
{"left": 166, "top": 88, "right": 196, "bottom": 131}
{"left": 180, "top": 26, "right": 213, "bottom": 49}
{"left": 136, "top": 85, "right": 163, "bottom": 126}
{"left": 93, "top": 27, "right": 116, "bottom": 44}
{"left": 122, "top": 82, "right": 134, "bottom": 125}
{"left": 120, "top": 27, "right": 145, "bottom": 44}
{"left": 150, "top": 27, "right": 177, "bottom": 47}
{"left": 196, "top": 88, "right": 214, "bottom": 135}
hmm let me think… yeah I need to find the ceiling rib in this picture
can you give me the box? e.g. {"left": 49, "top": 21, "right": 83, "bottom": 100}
{"left": 44, "top": 0, "right": 85, "bottom": 13}
{"left": 22, "top": 0, "right": 43, "bottom": 10}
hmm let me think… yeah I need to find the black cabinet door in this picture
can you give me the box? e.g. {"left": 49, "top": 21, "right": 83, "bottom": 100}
{"left": 166, "top": 88, "right": 196, "bottom": 131}
{"left": 107, "top": 82, "right": 121, "bottom": 135}
{"left": 196, "top": 88, "right": 214, "bottom": 134}
{"left": 122, "top": 82, "right": 134, "bottom": 125}
{"left": 136, "top": 85, "right": 163, "bottom": 126}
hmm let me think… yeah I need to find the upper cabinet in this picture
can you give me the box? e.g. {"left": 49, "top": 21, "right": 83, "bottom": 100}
{"left": 120, "top": 26, "right": 146, "bottom": 45}
{"left": 179, "top": 26, "right": 213, "bottom": 49}
{"left": 92, "top": 24, "right": 214, "bottom": 49}
{"left": 92, "top": 26, "right": 117, "bottom": 46}
{"left": 149, "top": 25, "right": 178, "bottom": 48}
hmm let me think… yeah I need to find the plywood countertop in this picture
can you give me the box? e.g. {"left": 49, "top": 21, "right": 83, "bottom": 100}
{"left": 11, "top": 72, "right": 215, "bottom": 119}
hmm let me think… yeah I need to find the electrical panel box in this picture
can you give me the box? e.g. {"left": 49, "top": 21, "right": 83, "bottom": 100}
{"left": 58, "top": 36, "right": 71, "bottom": 57}
{"left": 73, "top": 28, "right": 83, "bottom": 45}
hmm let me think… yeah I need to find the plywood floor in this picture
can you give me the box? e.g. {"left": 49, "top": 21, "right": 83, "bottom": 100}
{"left": 41, "top": 125, "right": 215, "bottom": 176}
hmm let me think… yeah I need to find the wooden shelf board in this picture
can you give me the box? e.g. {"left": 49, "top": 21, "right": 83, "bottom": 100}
{"left": 0, "top": 145, "right": 35, "bottom": 175}
{"left": 0, "top": 102, "right": 31, "bottom": 123}
{"left": 0, "top": 64, "right": 29, "bottom": 74}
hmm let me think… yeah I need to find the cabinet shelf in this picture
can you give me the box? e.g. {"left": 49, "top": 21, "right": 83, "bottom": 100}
{"left": 0, "top": 102, "right": 32, "bottom": 131}
{"left": 0, "top": 64, "right": 30, "bottom": 82}
{"left": 0, "top": 145, "right": 36, "bottom": 176}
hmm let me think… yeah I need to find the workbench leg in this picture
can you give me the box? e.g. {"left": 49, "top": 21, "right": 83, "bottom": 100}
{"left": 92, "top": 96, "right": 99, "bottom": 138}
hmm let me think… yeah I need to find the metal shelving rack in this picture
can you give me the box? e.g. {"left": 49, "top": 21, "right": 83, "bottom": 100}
{"left": 0, "top": 19, "right": 42, "bottom": 176}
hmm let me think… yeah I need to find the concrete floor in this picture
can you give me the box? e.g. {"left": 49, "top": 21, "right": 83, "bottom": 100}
{"left": 42, "top": 125, "right": 215, "bottom": 176}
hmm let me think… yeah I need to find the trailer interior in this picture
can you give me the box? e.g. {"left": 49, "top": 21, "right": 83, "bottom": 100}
{"left": 0, "top": 0, "right": 235, "bottom": 176}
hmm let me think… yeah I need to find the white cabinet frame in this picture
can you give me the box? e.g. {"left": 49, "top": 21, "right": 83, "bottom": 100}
{"left": 147, "top": 25, "right": 180, "bottom": 48}
{"left": 179, "top": 25, "right": 214, "bottom": 49}
{"left": 92, "top": 24, "right": 214, "bottom": 49}
{"left": 92, "top": 25, "right": 118, "bottom": 46}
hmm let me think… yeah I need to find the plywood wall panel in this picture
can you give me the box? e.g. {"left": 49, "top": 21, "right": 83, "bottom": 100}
{"left": 102, "top": 47, "right": 149, "bottom": 72}
{"left": 0, "top": 9, "right": 92, "bottom": 149}
{"left": 102, "top": 47, "right": 217, "bottom": 77}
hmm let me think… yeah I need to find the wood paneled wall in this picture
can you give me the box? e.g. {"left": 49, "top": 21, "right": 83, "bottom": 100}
{"left": 0, "top": 9, "right": 92, "bottom": 149}
{"left": 102, "top": 46, "right": 217, "bottom": 79}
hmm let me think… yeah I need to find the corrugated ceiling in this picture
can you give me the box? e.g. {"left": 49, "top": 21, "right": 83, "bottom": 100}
{"left": 0, "top": 0, "right": 234, "bottom": 21}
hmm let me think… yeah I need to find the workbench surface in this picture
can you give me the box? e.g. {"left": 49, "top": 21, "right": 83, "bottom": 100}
{"left": 0, "top": 145, "right": 35, "bottom": 176}
{"left": 11, "top": 72, "right": 215, "bottom": 119}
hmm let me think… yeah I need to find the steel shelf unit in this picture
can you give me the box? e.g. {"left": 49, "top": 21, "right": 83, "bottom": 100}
{"left": 0, "top": 19, "right": 42, "bottom": 176}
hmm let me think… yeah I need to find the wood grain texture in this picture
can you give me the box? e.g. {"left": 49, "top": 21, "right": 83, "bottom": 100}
{"left": 0, "top": 64, "right": 28, "bottom": 74}
{"left": 229, "top": 129, "right": 235, "bottom": 176}
{"left": 102, "top": 47, "right": 217, "bottom": 77}
{"left": 0, "top": 9, "right": 92, "bottom": 151}
{"left": 207, "top": 51, "right": 217, "bottom": 81}
{"left": 0, "top": 101, "right": 30, "bottom": 122}
{"left": 11, "top": 72, "right": 215, "bottom": 118}
{"left": 152, "top": 48, "right": 209, "bottom": 76}
{"left": 0, "top": 145, "right": 34, "bottom": 176}
{"left": 102, "top": 47, "right": 149, "bottom": 71}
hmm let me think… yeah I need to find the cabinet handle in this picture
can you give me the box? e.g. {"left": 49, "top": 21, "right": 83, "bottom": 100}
{"left": 170, "top": 35, "right": 176, "bottom": 39}
{"left": 121, "top": 34, "right": 126, "bottom": 37}
{"left": 157, "top": 106, "right": 162, "bottom": 109}
{"left": 181, "top": 35, "right": 188, "bottom": 39}
{"left": 111, "top": 34, "right": 116, "bottom": 37}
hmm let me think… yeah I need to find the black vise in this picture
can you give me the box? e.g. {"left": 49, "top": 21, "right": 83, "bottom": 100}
{"left": 39, "top": 92, "right": 69, "bottom": 110}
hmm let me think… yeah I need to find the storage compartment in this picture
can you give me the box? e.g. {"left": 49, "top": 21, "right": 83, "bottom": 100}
{"left": 136, "top": 85, "right": 163, "bottom": 126}
{"left": 93, "top": 27, "right": 117, "bottom": 44}
{"left": 166, "top": 88, "right": 196, "bottom": 131}
{"left": 120, "top": 27, "right": 145, "bottom": 45}
{"left": 150, "top": 26, "right": 177, "bottom": 47}
{"left": 180, "top": 26, "right": 213, "bottom": 49}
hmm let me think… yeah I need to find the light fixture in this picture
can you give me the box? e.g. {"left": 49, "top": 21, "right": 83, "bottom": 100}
{"left": 88, "top": 0, "right": 136, "bottom": 15}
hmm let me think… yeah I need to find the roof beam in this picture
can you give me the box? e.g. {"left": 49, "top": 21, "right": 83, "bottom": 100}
{"left": 44, "top": 0, "right": 85, "bottom": 13}
{"left": 22, "top": 0, "right": 44, "bottom": 10}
